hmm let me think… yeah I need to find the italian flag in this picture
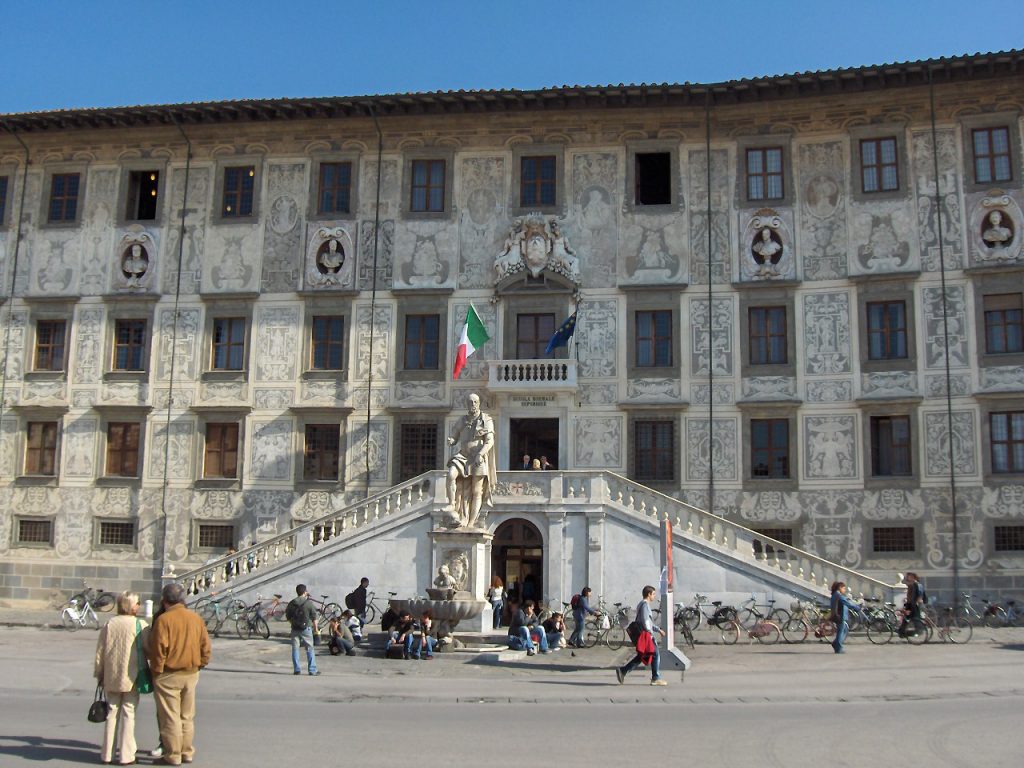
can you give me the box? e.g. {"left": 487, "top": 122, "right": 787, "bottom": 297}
{"left": 453, "top": 304, "right": 490, "bottom": 380}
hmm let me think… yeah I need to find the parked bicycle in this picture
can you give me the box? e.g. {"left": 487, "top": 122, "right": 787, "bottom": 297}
{"left": 901, "top": 606, "right": 971, "bottom": 645}
{"left": 582, "top": 601, "right": 628, "bottom": 649}
{"left": 676, "top": 593, "right": 738, "bottom": 632}
{"left": 60, "top": 598, "right": 100, "bottom": 631}
{"left": 720, "top": 616, "right": 781, "bottom": 645}
{"left": 69, "top": 582, "right": 116, "bottom": 613}
{"left": 737, "top": 594, "right": 790, "bottom": 629}
{"left": 196, "top": 592, "right": 246, "bottom": 637}
{"left": 361, "top": 590, "right": 398, "bottom": 625}
{"left": 308, "top": 594, "right": 343, "bottom": 633}
{"left": 236, "top": 599, "right": 271, "bottom": 640}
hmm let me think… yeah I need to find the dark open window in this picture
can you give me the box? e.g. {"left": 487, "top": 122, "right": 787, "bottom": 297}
{"left": 635, "top": 310, "right": 672, "bottom": 367}
{"left": 635, "top": 152, "right": 672, "bottom": 205}
{"left": 204, "top": 423, "right": 239, "bottom": 479}
{"left": 991, "top": 411, "right": 1024, "bottom": 474}
{"left": 516, "top": 313, "right": 555, "bottom": 359}
{"left": 304, "top": 424, "right": 340, "bottom": 481}
{"left": 410, "top": 159, "right": 445, "bottom": 212}
{"left": 994, "top": 525, "right": 1024, "bottom": 552}
{"left": 748, "top": 307, "right": 787, "bottom": 365}
{"left": 399, "top": 423, "right": 437, "bottom": 481}
{"left": 973, "top": 127, "right": 1012, "bottom": 185}
{"left": 635, "top": 420, "right": 674, "bottom": 483}
{"left": 105, "top": 422, "right": 141, "bottom": 477}
{"left": 318, "top": 162, "right": 352, "bottom": 215}
{"left": 404, "top": 314, "right": 440, "bottom": 370}
{"left": 34, "top": 320, "right": 67, "bottom": 371}
{"left": 114, "top": 319, "right": 147, "bottom": 371}
{"left": 221, "top": 166, "right": 255, "bottom": 217}
{"left": 866, "top": 301, "right": 908, "bottom": 360}
{"left": 746, "top": 148, "right": 783, "bottom": 201}
{"left": 860, "top": 138, "right": 899, "bottom": 193}
{"left": 871, "top": 415, "right": 911, "bottom": 477}
{"left": 126, "top": 170, "right": 159, "bottom": 220}
{"left": 520, "top": 156, "right": 556, "bottom": 207}
{"left": 984, "top": 294, "right": 1023, "bottom": 354}
{"left": 17, "top": 518, "right": 53, "bottom": 545}
{"left": 751, "top": 418, "right": 789, "bottom": 479}
{"left": 872, "top": 527, "right": 915, "bottom": 553}
{"left": 212, "top": 318, "right": 246, "bottom": 371}
{"left": 311, "top": 316, "right": 345, "bottom": 370}
{"left": 25, "top": 422, "right": 58, "bottom": 476}
{"left": 48, "top": 172, "right": 80, "bottom": 222}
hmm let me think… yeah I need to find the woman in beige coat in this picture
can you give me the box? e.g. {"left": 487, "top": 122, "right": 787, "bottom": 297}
{"left": 94, "top": 591, "right": 148, "bottom": 765}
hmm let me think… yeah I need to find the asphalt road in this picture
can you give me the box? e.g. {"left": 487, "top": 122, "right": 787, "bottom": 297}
{"left": 2, "top": 624, "right": 1022, "bottom": 766}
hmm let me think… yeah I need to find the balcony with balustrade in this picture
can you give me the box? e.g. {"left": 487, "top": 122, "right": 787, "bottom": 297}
{"left": 487, "top": 359, "right": 578, "bottom": 393}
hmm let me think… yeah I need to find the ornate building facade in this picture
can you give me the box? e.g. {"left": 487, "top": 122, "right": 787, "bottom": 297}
{"left": 1, "top": 50, "right": 1023, "bottom": 606}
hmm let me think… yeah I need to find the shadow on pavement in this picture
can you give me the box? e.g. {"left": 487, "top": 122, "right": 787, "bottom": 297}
{"left": 997, "top": 643, "right": 1024, "bottom": 652}
{"left": 0, "top": 734, "right": 97, "bottom": 763}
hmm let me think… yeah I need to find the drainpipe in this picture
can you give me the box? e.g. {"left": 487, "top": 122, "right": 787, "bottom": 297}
{"left": 365, "top": 104, "right": 383, "bottom": 499}
{"left": 158, "top": 115, "right": 191, "bottom": 584}
{"left": 704, "top": 90, "right": 716, "bottom": 516}
{"left": 928, "top": 66, "right": 959, "bottom": 604}
{"left": 0, "top": 127, "right": 30, "bottom": 431}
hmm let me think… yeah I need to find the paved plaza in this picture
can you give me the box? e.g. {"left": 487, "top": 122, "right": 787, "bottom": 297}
{"left": 1, "top": 609, "right": 1022, "bottom": 766}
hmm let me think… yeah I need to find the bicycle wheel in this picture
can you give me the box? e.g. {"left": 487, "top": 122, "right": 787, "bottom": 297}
{"left": 738, "top": 608, "right": 759, "bottom": 629}
{"left": 226, "top": 599, "right": 247, "bottom": 621}
{"left": 680, "top": 607, "right": 701, "bottom": 632}
{"left": 324, "top": 602, "right": 343, "bottom": 620}
{"left": 583, "top": 618, "right": 601, "bottom": 648}
{"left": 255, "top": 617, "right": 271, "bottom": 640}
{"left": 984, "top": 608, "right": 1006, "bottom": 629}
{"left": 847, "top": 611, "right": 863, "bottom": 633}
{"left": 754, "top": 621, "right": 781, "bottom": 644}
{"left": 720, "top": 620, "right": 740, "bottom": 645}
{"left": 85, "top": 609, "right": 100, "bottom": 630}
{"left": 364, "top": 603, "right": 378, "bottom": 625}
{"left": 866, "top": 618, "right": 893, "bottom": 645}
{"left": 94, "top": 592, "right": 116, "bottom": 612}
{"left": 605, "top": 624, "right": 626, "bottom": 650}
{"left": 905, "top": 620, "right": 931, "bottom": 645}
{"left": 678, "top": 622, "right": 696, "bottom": 649}
{"left": 768, "top": 608, "right": 791, "bottom": 627}
{"left": 61, "top": 608, "right": 79, "bottom": 631}
{"left": 236, "top": 617, "right": 252, "bottom": 640}
{"left": 268, "top": 602, "right": 288, "bottom": 622}
{"left": 942, "top": 616, "right": 972, "bottom": 644}
{"left": 782, "top": 617, "right": 809, "bottom": 644}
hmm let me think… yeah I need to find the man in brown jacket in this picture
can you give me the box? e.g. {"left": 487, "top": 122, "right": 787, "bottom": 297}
{"left": 148, "top": 582, "right": 211, "bottom": 766}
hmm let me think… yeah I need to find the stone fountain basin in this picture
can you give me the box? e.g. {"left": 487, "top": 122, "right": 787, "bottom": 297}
{"left": 389, "top": 597, "right": 487, "bottom": 625}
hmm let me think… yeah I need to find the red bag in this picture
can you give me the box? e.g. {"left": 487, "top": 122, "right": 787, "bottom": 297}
{"left": 636, "top": 630, "right": 656, "bottom": 664}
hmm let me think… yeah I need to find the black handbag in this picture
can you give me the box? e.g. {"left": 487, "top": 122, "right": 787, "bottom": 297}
{"left": 87, "top": 685, "right": 109, "bottom": 723}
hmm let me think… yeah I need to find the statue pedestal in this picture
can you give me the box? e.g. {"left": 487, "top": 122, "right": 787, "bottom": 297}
{"left": 429, "top": 528, "right": 494, "bottom": 634}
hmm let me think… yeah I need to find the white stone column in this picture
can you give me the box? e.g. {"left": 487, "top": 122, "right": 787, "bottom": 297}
{"left": 584, "top": 510, "right": 606, "bottom": 599}
{"left": 544, "top": 510, "right": 566, "bottom": 609}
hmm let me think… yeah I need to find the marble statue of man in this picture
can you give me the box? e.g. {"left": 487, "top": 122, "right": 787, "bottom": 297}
{"left": 444, "top": 393, "right": 496, "bottom": 528}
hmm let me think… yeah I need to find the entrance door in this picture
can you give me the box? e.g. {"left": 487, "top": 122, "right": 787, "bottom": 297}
{"left": 493, "top": 518, "right": 544, "bottom": 610}
{"left": 510, "top": 417, "right": 558, "bottom": 470}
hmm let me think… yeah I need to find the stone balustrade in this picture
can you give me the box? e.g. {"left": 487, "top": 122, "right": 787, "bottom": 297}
{"left": 487, "top": 359, "right": 577, "bottom": 391}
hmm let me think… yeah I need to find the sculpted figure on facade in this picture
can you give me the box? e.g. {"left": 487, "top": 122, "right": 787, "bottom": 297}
{"left": 116, "top": 232, "right": 155, "bottom": 291}
{"left": 494, "top": 213, "right": 579, "bottom": 284}
{"left": 305, "top": 226, "right": 355, "bottom": 288}
{"left": 741, "top": 212, "right": 791, "bottom": 280}
{"left": 444, "top": 393, "right": 496, "bottom": 529}
{"left": 982, "top": 209, "right": 1012, "bottom": 248}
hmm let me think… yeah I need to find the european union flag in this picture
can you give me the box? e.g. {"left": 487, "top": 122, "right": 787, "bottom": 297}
{"left": 545, "top": 312, "right": 577, "bottom": 355}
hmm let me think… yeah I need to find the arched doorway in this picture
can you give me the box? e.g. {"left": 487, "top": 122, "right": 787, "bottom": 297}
{"left": 493, "top": 518, "right": 544, "bottom": 612}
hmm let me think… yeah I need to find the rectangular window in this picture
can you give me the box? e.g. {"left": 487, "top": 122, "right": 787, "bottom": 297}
{"left": 221, "top": 166, "right": 255, "bottom": 217}
{"left": 860, "top": 138, "right": 899, "bottom": 193}
{"left": 318, "top": 161, "right": 352, "bottom": 215}
{"left": 990, "top": 411, "right": 1024, "bottom": 473}
{"left": 304, "top": 424, "right": 340, "bottom": 481}
{"left": 871, "top": 415, "right": 912, "bottom": 477}
{"left": 212, "top": 318, "right": 246, "bottom": 371}
{"left": 746, "top": 148, "right": 783, "bottom": 201}
{"left": 404, "top": 314, "right": 440, "bottom": 370}
{"left": 520, "top": 156, "right": 556, "bottom": 207}
{"left": 872, "top": 526, "right": 915, "bottom": 553}
{"left": 635, "top": 421, "right": 674, "bottom": 483}
{"left": 126, "top": 170, "right": 159, "bottom": 221}
{"left": 98, "top": 521, "right": 135, "bottom": 547}
{"left": 113, "top": 319, "right": 147, "bottom": 371}
{"left": 635, "top": 152, "right": 672, "bottom": 206}
{"left": 204, "top": 423, "right": 239, "bottom": 479}
{"left": 748, "top": 307, "right": 787, "bottom": 365}
{"left": 866, "top": 301, "right": 908, "bottom": 360}
{"left": 399, "top": 423, "right": 437, "bottom": 481}
{"left": 197, "top": 523, "right": 235, "bottom": 549}
{"left": 410, "top": 159, "right": 445, "bottom": 212}
{"left": 34, "top": 320, "right": 67, "bottom": 371}
{"left": 311, "top": 316, "right": 345, "bottom": 370}
{"left": 751, "top": 418, "right": 789, "bottom": 479}
{"left": 994, "top": 525, "right": 1024, "bottom": 552}
{"left": 635, "top": 310, "right": 672, "bottom": 367}
{"left": 983, "top": 294, "right": 1024, "bottom": 354}
{"left": 516, "top": 313, "right": 556, "bottom": 359}
{"left": 105, "top": 422, "right": 141, "bottom": 477}
{"left": 48, "top": 172, "right": 81, "bottom": 222}
{"left": 973, "top": 127, "right": 1012, "bottom": 185}
{"left": 752, "top": 527, "right": 794, "bottom": 558}
{"left": 25, "top": 421, "right": 59, "bottom": 476}
{"left": 0, "top": 175, "right": 8, "bottom": 223}
{"left": 17, "top": 518, "right": 53, "bottom": 545}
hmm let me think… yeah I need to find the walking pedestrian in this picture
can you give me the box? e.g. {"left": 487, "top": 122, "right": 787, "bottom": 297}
{"left": 615, "top": 585, "right": 666, "bottom": 686}
{"left": 898, "top": 572, "right": 927, "bottom": 638}
{"left": 149, "top": 582, "right": 211, "bottom": 765}
{"left": 488, "top": 575, "right": 505, "bottom": 629}
{"left": 285, "top": 583, "right": 321, "bottom": 675}
{"left": 94, "top": 591, "right": 147, "bottom": 766}
{"left": 829, "top": 581, "right": 861, "bottom": 654}
{"left": 569, "top": 586, "right": 598, "bottom": 648}
{"left": 347, "top": 577, "right": 369, "bottom": 630}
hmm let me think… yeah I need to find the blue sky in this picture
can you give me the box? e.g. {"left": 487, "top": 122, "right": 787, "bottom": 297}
{"left": 1, "top": 0, "right": 1019, "bottom": 113}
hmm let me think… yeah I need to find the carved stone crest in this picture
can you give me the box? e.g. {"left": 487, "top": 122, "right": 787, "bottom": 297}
{"left": 304, "top": 225, "right": 355, "bottom": 289}
{"left": 495, "top": 213, "right": 579, "bottom": 284}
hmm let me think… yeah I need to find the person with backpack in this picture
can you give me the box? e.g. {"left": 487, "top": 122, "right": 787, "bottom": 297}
{"left": 569, "top": 587, "right": 598, "bottom": 648}
{"left": 829, "top": 581, "right": 861, "bottom": 654}
{"left": 615, "top": 585, "right": 666, "bottom": 686}
{"left": 898, "top": 572, "right": 927, "bottom": 638}
{"left": 346, "top": 577, "right": 369, "bottom": 630}
{"left": 285, "top": 584, "right": 320, "bottom": 676}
